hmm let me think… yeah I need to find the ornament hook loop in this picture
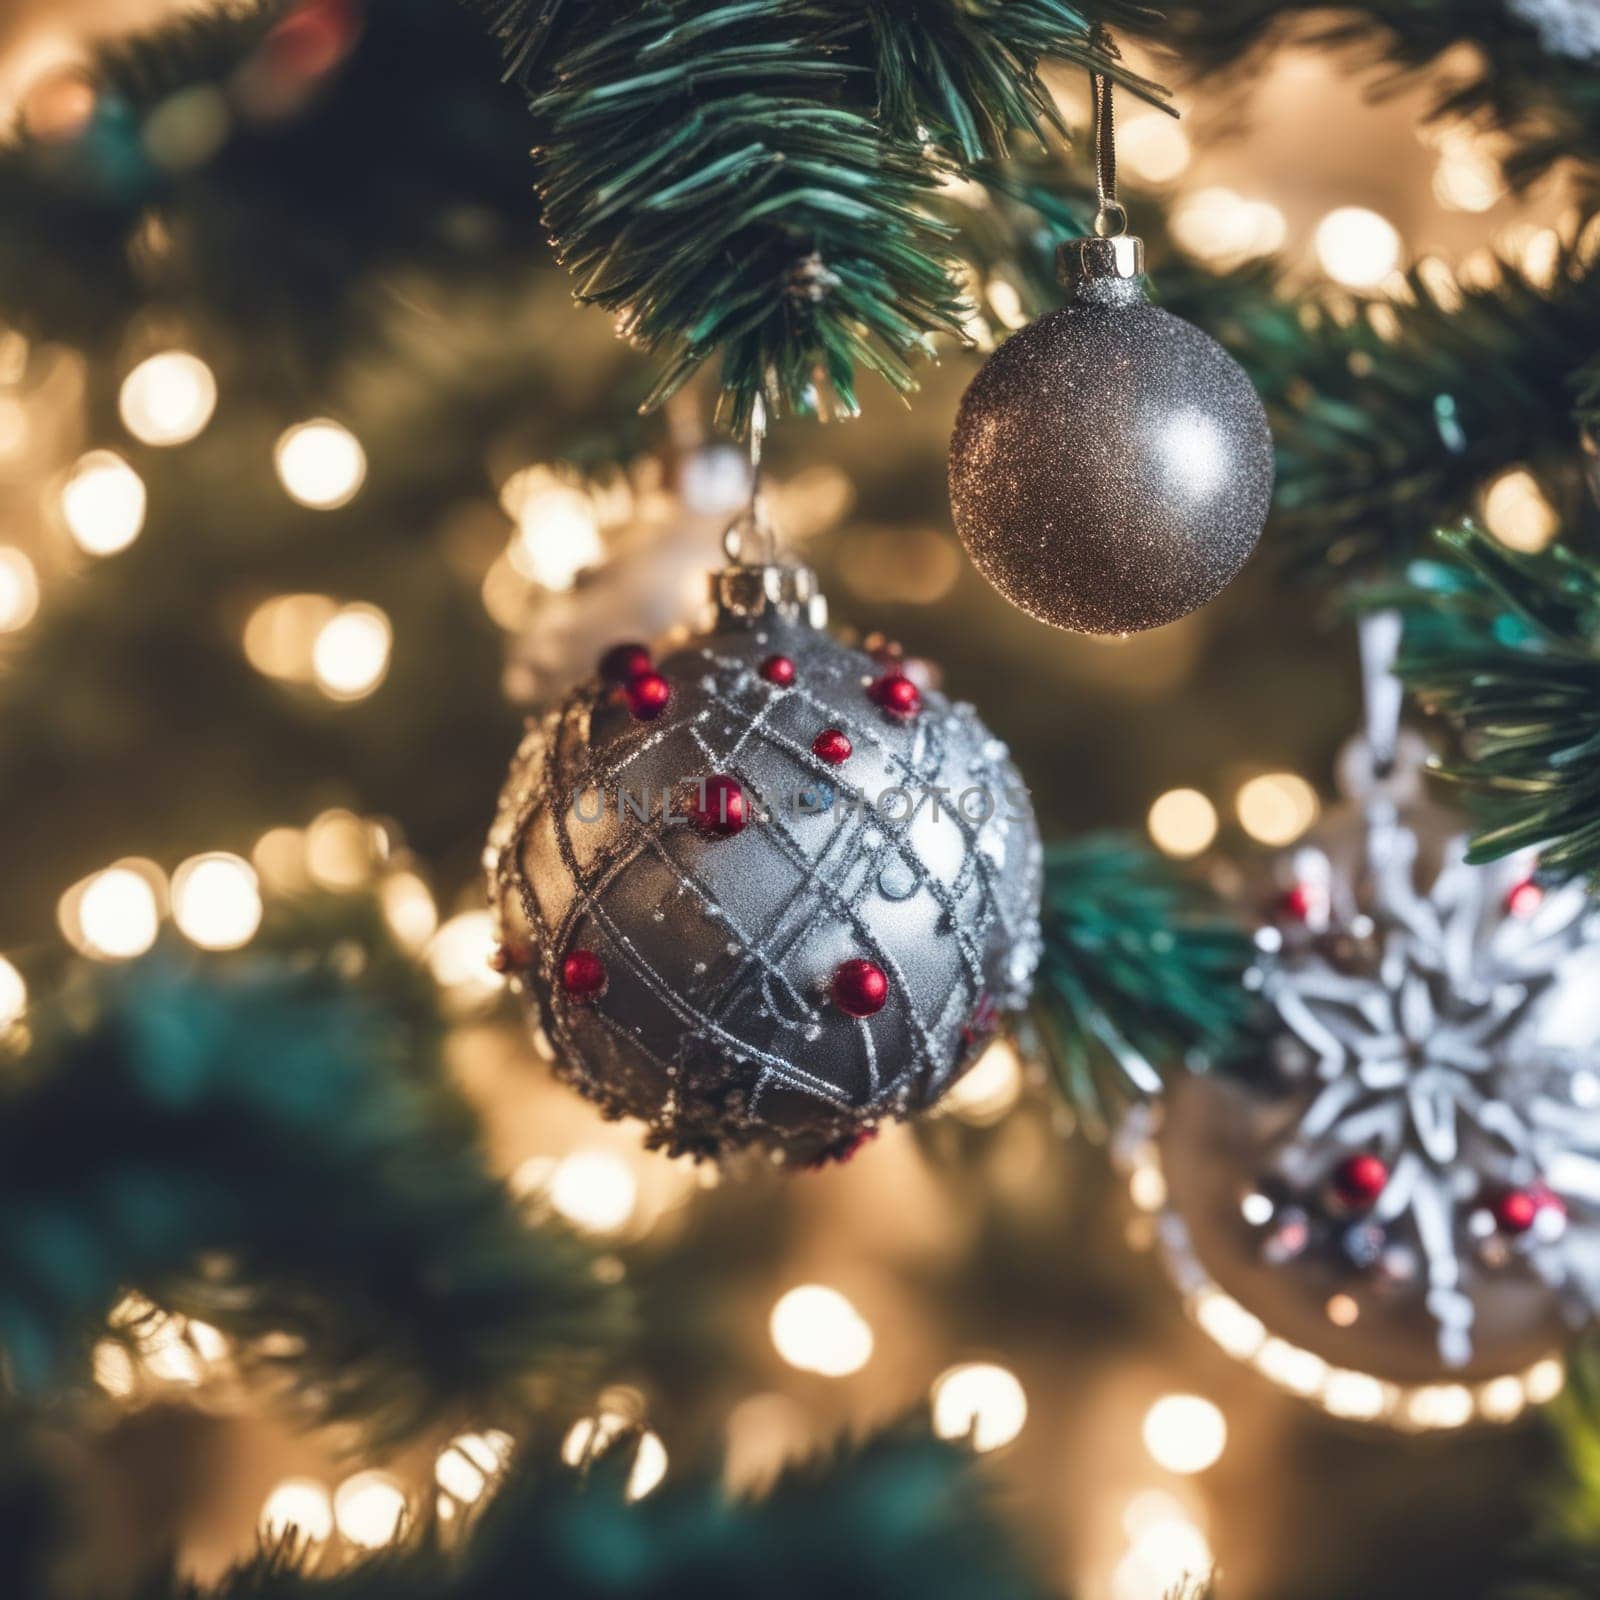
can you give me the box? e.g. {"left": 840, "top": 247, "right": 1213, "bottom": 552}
{"left": 721, "top": 394, "right": 778, "bottom": 567}
{"left": 1093, "top": 199, "right": 1129, "bottom": 240}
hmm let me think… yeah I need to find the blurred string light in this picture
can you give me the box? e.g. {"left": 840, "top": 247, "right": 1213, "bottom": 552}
{"left": 119, "top": 351, "right": 218, "bottom": 447}
{"left": 1147, "top": 789, "right": 1217, "bottom": 860}
{"left": 1314, "top": 206, "right": 1401, "bottom": 289}
{"left": 243, "top": 592, "right": 338, "bottom": 683}
{"left": 60, "top": 861, "right": 164, "bottom": 960}
{"left": 171, "top": 852, "right": 263, "bottom": 950}
{"left": 305, "top": 808, "right": 386, "bottom": 889}
{"left": 1169, "top": 188, "right": 1285, "bottom": 268}
{"left": 930, "top": 1363, "right": 1028, "bottom": 1452}
{"left": 334, "top": 1471, "right": 409, "bottom": 1549}
{"left": 502, "top": 466, "right": 605, "bottom": 591}
{"left": 427, "top": 909, "right": 504, "bottom": 1004}
{"left": 1432, "top": 128, "right": 1504, "bottom": 214}
{"left": 143, "top": 86, "right": 232, "bottom": 172}
{"left": 547, "top": 1149, "right": 639, "bottom": 1235}
{"left": 275, "top": 419, "right": 366, "bottom": 509}
{"left": 311, "top": 602, "right": 392, "bottom": 701}
{"left": 938, "top": 1037, "right": 1024, "bottom": 1125}
{"left": 1483, "top": 466, "right": 1560, "bottom": 552}
{"left": 1141, "top": 1394, "right": 1227, "bottom": 1474}
{"left": 261, "top": 1478, "right": 334, "bottom": 1546}
{"left": 0, "top": 547, "right": 40, "bottom": 632}
{"left": 436, "top": 1430, "right": 515, "bottom": 1506}
{"left": 1125, "top": 1138, "right": 1568, "bottom": 1430}
{"left": 1119, "top": 113, "right": 1192, "bottom": 184}
{"left": 0, "top": 956, "right": 25, "bottom": 1028}
{"left": 769, "top": 1285, "right": 874, "bottom": 1377}
{"left": 1236, "top": 773, "right": 1320, "bottom": 847}
{"left": 61, "top": 450, "right": 147, "bottom": 556}
{"left": 381, "top": 870, "right": 439, "bottom": 952}
{"left": 561, "top": 1414, "right": 668, "bottom": 1501}
{"left": 1113, "top": 1491, "right": 1214, "bottom": 1600}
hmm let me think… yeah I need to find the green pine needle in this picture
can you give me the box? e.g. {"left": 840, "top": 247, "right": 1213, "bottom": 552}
{"left": 0, "top": 922, "right": 628, "bottom": 1450}
{"left": 1399, "top": 524, "right": 1600, "bottom": 883}
{"left": 122, "top": 1425, "right": 1051, "bottom": 1600}
{"left": 1033, "top": 836, "right": 1254, "bottom": 1133}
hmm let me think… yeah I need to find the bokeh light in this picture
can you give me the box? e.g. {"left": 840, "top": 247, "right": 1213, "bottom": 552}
{"left": 333, "top": 1471, "right": 409, "bottom": 1548}
{"left": 171, "top": 853, "right": 263, "bottom": 950}
{"left": 0, "top": 955, "right": 25, "bottom": 1028}
{"left": 504, "top": 468, "right": 604, "bottom": 591}
{"left": 119, "top": 351, "right": 218, "bottom": 446}
{"left": 939, "top": 1037, "right": 1024, "bottom": 1125}
{"left": 305, "top": 809, "right": 383, "bottom": 889}
{"left": 1236, "top": 773, "right": 1320, "bottom": 846}
{"left": 61, "top": 451, "right": 147, "bottom": 555}
{"left": 275, "top": 419, "right": 367, "bottom": 509}
{"left": 312, "top": 602, "right": 392, "bottom": 700}
{"left": 1147, "top": 789, "right": 1217, "bottom": 859}
{"left": 1142, "top": 1394, "right": 1227, "bottom": 1474}
{"left": 261, "top": 1478, "right": 334, "bottom": 1546}
{"left": 436, "top": 1430, "right": 515, "bottom": 1505}
{"left": 1170, "top": 187, "right": 1285, "bottom": 267}
{"left": 1483, "top": 466, "right": 1560, "bottom": 552}
{"left": 381, "top": 871, "right": 438, "bottom": 952}
{"left": 931, "top": 1363, "right": 1028, "bottom": 1452}
{"left": 1119, "top": 113, "right": 1192, "bottom": 184}
{"left": 1314, "top": 207, "right": 1401, "bottom": 288}
{"left": 0, "top": 547, "right": 40, "bottom": 632}
{"left": 63, "top": 864, "right": 162, "bottom": 960}
{"left": 547, "top": 1148, "right": 639, "bottom": 1235}
{"left": 769, "top": 1285, "right": 874, "bottom": 1377}
{"left": 561, "top": 1414, "right": 668, "bottom": 1501}
{"left": 427, "top": 910, "right": 504, "bottom": 1002}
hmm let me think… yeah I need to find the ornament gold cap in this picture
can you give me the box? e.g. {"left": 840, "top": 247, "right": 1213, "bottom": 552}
{"left": 1056, "top": 234, "right": 1145, "bottom": 286}
{"left": 709, "top": 563, "right": 828, "bottom": 627}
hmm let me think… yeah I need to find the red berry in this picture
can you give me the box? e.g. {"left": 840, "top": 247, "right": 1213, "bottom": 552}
{"left": 1493, "top": 1188, "right": 1540, "bottom": 1235}
{"left": 600, "top": 642, "right": 653, "bottom": 684}
{"left": 690, "top": 774, "right": 748, "bottom": 836}
{"left": 811, "top": 728, "right": 852, "bottom": 765}
{"left": 760, "top": 654, "right": 796, "bottom": 687}
{"left": 1332, "top": 1153, "right": 1388, "bottom": 1208}
{"left": 832, "top": 958, "right": 888, "bottom": 1018}
{"left": 560, "top": 949, "right": 607, "bottom": 999}
{"left": 869, "top": 673, "right": 920, "bottom": 720}
{"left": 624, "top": 671, "right": 672, "bottom": 721}
{"left": 1283, "top": 882, "right": 1327, "bottom": 923}
{"left": 489, "top": 944, "right": 514, "bottom": 974}
{"left": 1507, "top": 879, "right": 1544, "bottom": 918}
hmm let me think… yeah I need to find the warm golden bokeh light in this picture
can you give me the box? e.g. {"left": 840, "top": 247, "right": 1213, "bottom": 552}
{"left": 1120, "top": 112, "right": 1192, "bottom": 184}
{"left": 334, "top": 1471, "right": 409, "bottom": 1548}
{"left": 1236, "top": 772, "right": 1320, "bottom": 847}
{"left": 0, "top": 546, "right": 39, "bottom": 632}
{"left": 931, "top": 1363, "right": 1028, "bottom": 1452}
{"left": 1147, "top": 789, "right": 1217, "bottom": 859}
{"left": 561, "top": 1414, "right": 668, "bottom": 1501}
{"left": 547, "top": 1148, "right": 639, "bottom": 1235}
{"left": 63, "top": 863, "right": 163, "bottom": 960}
{"left": 1314, "top": 206, "right": 1401, "bottom": 287}
{"left": 435, "top": 1430, "right": 515, "bottom": 1505}
{"left": 275, "top": 419, "right": 367, "bottom": 509}
{"left": 1142, "top": 1394, "right": 1227, "bottom": 1475}
{"left": 0, "top": 955, "right": 26, "bottom": 1028}
{"left": 769, "top": 1285, "right": 874, "bottom": 1377}
{"left": 119, "top": 350, "right": 218, "bottom": 446}
{"left": 1483, "top": 466, "right": 1560, "bottom": 552}
{"left": 61, "top": 450, "right": 147, "bottom": 555}
{"left": 171, "top": 852, "right": 263, "bottom": 950}
{"left": 312, "top": 602, "right": 392, "bottom": 700}
{"left": 261, "top": 1478, "right": 334, "bottom": 1546}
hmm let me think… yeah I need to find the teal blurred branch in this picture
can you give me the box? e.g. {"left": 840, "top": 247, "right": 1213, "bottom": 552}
{"left": 1033, "top": 836, "right": 1254, "bottom": 1132}
{"left": 0, "top": 924, "right": 628, "bottom": 1449}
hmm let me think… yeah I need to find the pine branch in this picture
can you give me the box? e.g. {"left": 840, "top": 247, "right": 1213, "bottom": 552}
{"left": 1033, "top": 837, "right": 1254, "bottom": 1132}
{"left": 131, "top": 1426, "right": 1054, "bottom": 1600}
{"left": 1397, "top": 524, "right": 1600, "bottom": 883}
{"left": 0, "top": 920, "right": 628, "bottom": 1450}
{"left": 1130, "top": 1, "right": 1600, "bottom": 192}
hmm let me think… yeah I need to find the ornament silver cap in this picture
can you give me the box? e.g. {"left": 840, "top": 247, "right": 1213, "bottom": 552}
{"left": 709, "top": 563, "right": 828, "bottom": 627}
{"left": 1056, "top": 233, "right": 1145, "bottom": 286}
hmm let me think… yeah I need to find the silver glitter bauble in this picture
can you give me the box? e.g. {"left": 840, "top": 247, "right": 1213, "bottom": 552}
{"left": 486, "top": 563, "right": 1043, "bottom": 1164}
{"left": 948, "top": 235, "right": 1274, "bottom": 636}
{"left": 1146, "top": 764, "right": 1600, "bottom": 1407}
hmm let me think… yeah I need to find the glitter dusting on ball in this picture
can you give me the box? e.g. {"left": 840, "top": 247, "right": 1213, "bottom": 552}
{"left": 488, "top": 563, "right": 1043, "bottom": 1164}
{"left": 948, "top": 235, "right": 1274, "bottom": 636}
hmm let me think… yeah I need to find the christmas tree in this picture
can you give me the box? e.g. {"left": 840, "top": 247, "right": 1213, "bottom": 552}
{"left": 3, "top": 3, "right": 1600, "bottom": 1597}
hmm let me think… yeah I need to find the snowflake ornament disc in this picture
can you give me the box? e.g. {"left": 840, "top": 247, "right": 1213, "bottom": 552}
{"left": 487, "top": 562, "right": 1042, "bottom": 1164}
{"left": 1148, "top": 760, "right": 1600, "bottom": 1405}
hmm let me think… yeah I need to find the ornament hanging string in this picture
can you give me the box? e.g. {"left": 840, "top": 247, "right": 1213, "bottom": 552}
{"left": 723, "top": 393, "right": 779, "bottom": 566}
{"left": 1090, "top": 41, "right": 1127, "bottom": 239}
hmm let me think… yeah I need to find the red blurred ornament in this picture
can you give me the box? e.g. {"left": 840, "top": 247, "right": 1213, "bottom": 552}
{"left": 811, "top": 729, "right": 852, "bottom": 765}
{"left": 265, "top": 0, "right": 361, "bottom": 82}
{"left": 1492, "top": 1188, "right": 1540, "bottom": 1235}
{"left": 869, "top": 673, "right": 921, "bottom": 721}
{"left": 760, "top": 654, "right": 796, "bottom": 687}
{"left": 689, "top": 774, "right": 749, "bottom": 837}
{"left": 1332, "top": 1153, "right": 1389, "bottom": 1209}
{"left": 831, "top": 958, "right": 889, "bottom": 1018}
{"left": 624, "top": 671, "right": 673, "bottom": 721}
{"left": 1507, "top": 879, "right": 1545, "bottom": 919}
{"left": 1283, "top": 882, "right": 1328, "bottom": 924}
{"left": 561, "top": 949, "right": 608, "bottom": 999}
{"left": 600, "top": 642, "right": 654, "bottom": 684}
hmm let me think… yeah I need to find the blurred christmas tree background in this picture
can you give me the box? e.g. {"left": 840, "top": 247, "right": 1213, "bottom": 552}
{"left": 3, "top": 2, "right": 1600, "bottom": 1597}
